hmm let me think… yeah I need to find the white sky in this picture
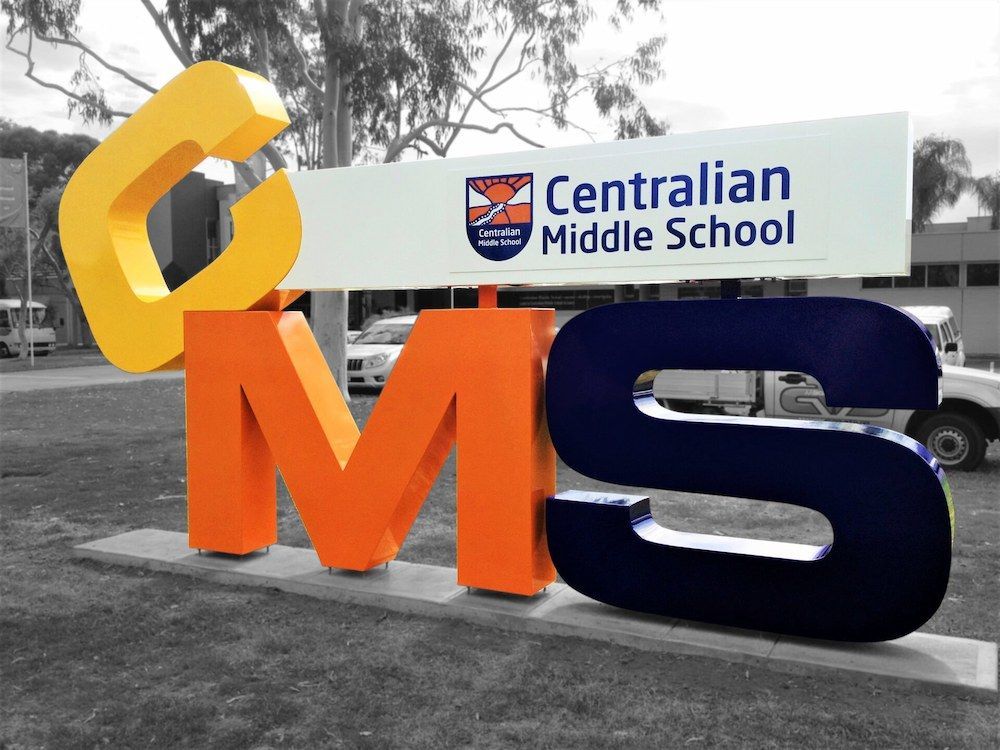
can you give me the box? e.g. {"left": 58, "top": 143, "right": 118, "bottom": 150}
{"left": 1, "top": 0, "right": 998, "bottom": 222}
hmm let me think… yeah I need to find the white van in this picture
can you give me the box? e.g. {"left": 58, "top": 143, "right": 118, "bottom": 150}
{"left": 0, "top": 299, "right": 57, "bottom": 357}
{"left": 902, "top": 306, "right": 966, "bottom": 367}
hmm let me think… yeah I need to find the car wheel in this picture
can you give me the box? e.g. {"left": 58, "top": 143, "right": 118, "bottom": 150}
{"left": 0, "top": 343, "right": 9, "bottom": 358}
{"left": 916, "top": 413, "right": 987, "bottom": 471}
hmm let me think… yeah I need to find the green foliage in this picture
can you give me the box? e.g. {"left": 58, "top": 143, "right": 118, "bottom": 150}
{"left": 912, "top": 135, "right": 971, "bottom": 233}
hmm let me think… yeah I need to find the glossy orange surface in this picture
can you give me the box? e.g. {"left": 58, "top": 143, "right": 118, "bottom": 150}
{"left": 185, "top": 308, "right": 556, "bottom": 595}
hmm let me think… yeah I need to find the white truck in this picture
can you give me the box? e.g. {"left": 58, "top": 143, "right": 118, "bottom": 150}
{"left": 654, "top": 365, "right": 1000, "bottom": 471}
{"left": 902, "top": 306, "right": 965, "bottom": 367}
{"left": 0, "top": 299, "right": 57, "bottom": 358}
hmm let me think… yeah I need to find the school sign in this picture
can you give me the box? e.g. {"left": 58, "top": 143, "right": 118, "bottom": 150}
{"left": 282, "top": 107, "right": 911, "bottom": 290}
{"left": 60, "top": 63, "right": 952, "bottom": 642}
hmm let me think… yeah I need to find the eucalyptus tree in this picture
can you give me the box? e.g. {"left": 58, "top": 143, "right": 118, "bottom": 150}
{"left": 4, "top": 0, "right": 667, "bottom": 391}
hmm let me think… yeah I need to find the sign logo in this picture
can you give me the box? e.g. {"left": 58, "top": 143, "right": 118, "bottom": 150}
{"left": 466, "top": 173, "right": 533, "bottom": 261}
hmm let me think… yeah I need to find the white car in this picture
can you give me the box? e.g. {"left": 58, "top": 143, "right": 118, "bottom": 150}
{"left": 345, "top": 315, "right": 415, "bottom": 388}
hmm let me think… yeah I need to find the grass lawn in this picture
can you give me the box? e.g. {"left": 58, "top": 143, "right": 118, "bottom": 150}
{"left": 2, "top": 379, "right": 998, "bottom": 748}
{"left": 0, "top": 347, "right": 108, "bottom": 373}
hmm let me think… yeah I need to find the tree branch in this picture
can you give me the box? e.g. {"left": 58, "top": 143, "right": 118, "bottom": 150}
{"left": 479, "top": 32, "right": 537, "bottom": 97}
{"left": 139, "top": 0, "right": 194, "bottom": 67}
{"left": 5, "top": 33, "right": 133, "bottom": 119}
{"left": 281, "top": 24, "right": 324, "bottom": 97}
{"left": 436, "top": 26, "right": 532, "bottom": 155}
{"left": 457, "top": 80, "right": 597, "bottom": 140}
{"left": 479, "top": 23, "right": 522, "bottom": 92}
{"left": 384, "top": 119, "right": 543, "bottom": 163}
{"left": 34, "top": 31, "right": 157, "bottom": 93}
{"left": 414, "top": 135, "right": 445, "bottom": 157}
{"left": 254, "top": 24, "right": 271, "bottom": 79}
{"left": 259, "top": 142, "right": 288, "bottom": 171}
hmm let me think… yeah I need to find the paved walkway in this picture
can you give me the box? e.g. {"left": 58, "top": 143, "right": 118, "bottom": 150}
{"left": 0, "top": 364, "right": 183, "bottom": 393}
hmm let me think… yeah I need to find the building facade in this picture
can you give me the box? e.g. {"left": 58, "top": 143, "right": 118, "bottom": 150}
{"left": 655, "top": 216, "right": 998, "bottom": 356}
{"left": 810, "top": 217, "right": 999, "bottom": 357}
{"left": 147, "top": 171, "right": 223, "bottom": 288}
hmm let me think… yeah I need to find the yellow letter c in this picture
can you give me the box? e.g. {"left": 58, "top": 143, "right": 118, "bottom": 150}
{"left": 59, "top": 61, "right": 302, "bottom": 372}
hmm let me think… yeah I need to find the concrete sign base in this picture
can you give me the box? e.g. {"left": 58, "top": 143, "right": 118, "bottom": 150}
{"left": 74, "top": 529, "right": 998, "bottom": 700}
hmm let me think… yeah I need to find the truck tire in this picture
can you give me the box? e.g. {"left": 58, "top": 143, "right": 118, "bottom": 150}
{"left": 0, "top": 343, "right": 8, "bottom": 358}
{"left": 916, "top": 413, "right": 987, "bottom": 471}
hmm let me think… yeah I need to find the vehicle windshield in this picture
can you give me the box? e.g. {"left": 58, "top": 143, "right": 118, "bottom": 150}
{"left": 8, "top": 307, "right": 49, "bottom": 327}
{"left": 925, "top": 324, "right": 941, "bottom": 349}
{"left": 353, "top": 323, "right": 412, "bottom": 345}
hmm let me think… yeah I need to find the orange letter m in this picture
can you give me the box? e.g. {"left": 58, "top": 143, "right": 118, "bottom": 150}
{"left": 185, "top": 309, "right": 556, "bottom": 595}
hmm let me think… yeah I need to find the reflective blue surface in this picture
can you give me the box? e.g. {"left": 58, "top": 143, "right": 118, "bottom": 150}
{"left": 545, "top": 298, "right": 953, "bottom": 642}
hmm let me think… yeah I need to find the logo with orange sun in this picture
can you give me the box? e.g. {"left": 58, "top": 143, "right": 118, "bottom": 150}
{"left": 466, "top": 173, "right": 533, "bottom": 261}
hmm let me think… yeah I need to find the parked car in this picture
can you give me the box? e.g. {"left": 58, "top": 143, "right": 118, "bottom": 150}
{"left": 903, "top": 306, "right": 965, "bottom": 367}
{"left": 653, "top": 364, "right": 1000, "bottom": 471}
{"left": 346, "top": 330, "right": 362, "bottom": 344}
{"left": 0, "top": 299, "right": 57, "bottom": 357}
{"left": 345, "top": 315, "right": 415, "bottom": 388}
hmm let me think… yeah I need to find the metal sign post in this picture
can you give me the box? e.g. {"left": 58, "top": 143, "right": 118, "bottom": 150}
{"left": 23, "top": 152, "right": 34, "bottom": 367}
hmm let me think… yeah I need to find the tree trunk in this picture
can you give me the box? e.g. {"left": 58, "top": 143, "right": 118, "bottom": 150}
{"left": 310, "top": 0, "right": 351, "bottom": 400}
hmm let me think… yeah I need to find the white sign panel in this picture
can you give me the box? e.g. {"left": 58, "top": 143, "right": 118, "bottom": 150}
{"left": 279, "top": 112, "right": 911, "bottom": 291}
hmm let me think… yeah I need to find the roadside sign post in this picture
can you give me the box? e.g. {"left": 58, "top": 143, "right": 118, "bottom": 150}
{"left": 0, "top": 153, "right": 35, "bottom": 365}
{"left": 23, "top": 152, "right": 34, "bottom": 367}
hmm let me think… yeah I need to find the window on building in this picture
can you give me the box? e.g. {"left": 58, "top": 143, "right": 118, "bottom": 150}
{"left": 677, "top": 285, "right": 720, "bottom": 300}
{"left": 621, "top": 284, "right": 640, "bottom": 301}
{"left": 205, "top": 218, "right": 220, "bottom": 262}
{"left": 926, "top": 264, "right": 959, "bottom": 287}
{"left": 784, "top": 279, "right": 808, "bottom": 297}
{"left": 861, "top": 276, "right": 892, "bottom": 289}
{"left": 893, "top": 264, "right": 927, "bottom": 288}
{"left": 967, "top": 262, "right": 999, "bottom": 287}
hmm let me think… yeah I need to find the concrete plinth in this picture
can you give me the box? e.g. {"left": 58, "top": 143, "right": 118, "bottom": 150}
{"left": 74, "top": 529, "right": 998, "bottom": 700}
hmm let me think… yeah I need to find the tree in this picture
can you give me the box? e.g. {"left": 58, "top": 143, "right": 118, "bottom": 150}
{"left": 970, "top": 172, "right": 1000, "bottom": 231}
{"left": 4, "top": 0, "right": 667, "bottom": 391}
{"left": 0, "top": 123, "right": 99, "bottom": 350}
{"left": 911, "top": 135, "right": 971, "bottom": 233}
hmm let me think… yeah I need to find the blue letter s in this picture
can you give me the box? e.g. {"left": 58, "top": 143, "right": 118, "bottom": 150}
{"left": 544, "top": 298, "right": 952, "bottom": 642}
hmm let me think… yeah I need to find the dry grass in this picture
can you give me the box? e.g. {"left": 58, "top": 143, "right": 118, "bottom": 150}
{"left": 2, "top": 379, "right": 998, "bottom": 748}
